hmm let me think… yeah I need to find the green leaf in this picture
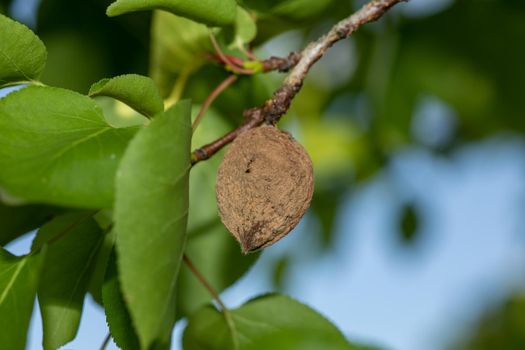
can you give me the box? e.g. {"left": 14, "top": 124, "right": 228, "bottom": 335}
{"left": 0, "top": 86, "right": 139, "bottom": 209}
{"left": 0, "top": 13, "right": 47, "bottom": 85}
{"left": 234, "top": 7, "right": 257, "bottom": 44}
{"left": 89, "top": 74, "right": 164, "bottom": 118}
{"left": 0, "top": 202, "right": 58, "bottom": 245}
{"left": 150, "top": 11, "right": 211, "bottom": 97}
{"left": 0, "top": 248, "right": 45, "bottom": 350}
{"left": 114, "top": 100, "right": 191, "bottom": 348}
{"left": 177, "top": 106, "right": 258, "bottom": 318}
{"left": 271, "top": 0, "right": 333, "bottom": 20}
{"left": 94, "top": 97, "right": 150, "bottom": 129}
{"left": 226, "top": 7, "right": 257, "bottom": 50}
{"left": 107, "top": 0, "right": 237, "bottom": 27}
{"left": 33, "top": 212, "right": 105, "bottom": 350}
{"left": 188, "top": 106, "right": 231, "bottom": 231}
{"left": 183, "top": 294, "right": 356, "bottom": 350}
{"left": 87, "top": 228, "right": 115, "bottom": 304}
{"left": 102, "top": 250, "right": 140, "bottom": 350}
{"left": 242, "top": 0, "right": 333, "bottom": 20}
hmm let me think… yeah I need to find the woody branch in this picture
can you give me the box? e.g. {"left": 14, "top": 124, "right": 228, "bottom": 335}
{"left": 191, "top": 0, "right": 405, "bottom": 165}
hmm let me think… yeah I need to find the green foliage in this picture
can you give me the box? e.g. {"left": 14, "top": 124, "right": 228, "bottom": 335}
{"left": 241, "top": 0, "right": 333, "bottom": 20}
{"left": 452, "top": 294, "right": 525, "bottom": 350}
{"left": 0, "top": 203, "right": 58, "bottom": 245}
{"left": 0, "top": 86, "right": 138, "bottom": 208}
{"left": 102, "top": 251, "right": 140, "bottom": 350}
{"left": 398, "top": 203, "right": 419, "bottom": 245}
{"left": 88, "top": 74, "right": 164, "bottom": 118}
{"left": 178, "top": 223, "right": 259, "bottom": 318}
{"left": 226, "top": 7, "right": 257, "bottom": 50}
{"left": 0, "top": 248, "right": 45, "bottom": 350}
{"left": 114, "top": 101, "right": 191, "bottom": 348}
{"left": 107, "top": 0, "right": 237, "bottom": 27}
{"left": 174, "top": 106, "right": 259, "bottom": 318}
{"left": 3, "top": 1, "right": 523, "bottom": 349}
{"left": 183, "top": 294, "right": 355, "bottom": 350}
{"left": 0, "top": 13, "right": 47, "bottom": 86}
{"left": 33, "top": 212, "right": 105, "bottom": 350}
{"left": 149, "top": 11, "right": 212, "bottom": 96}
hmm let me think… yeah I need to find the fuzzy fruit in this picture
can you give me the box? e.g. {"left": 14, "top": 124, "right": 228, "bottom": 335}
{"left": 216, "top": 124, "right": 314, "bottom": 253}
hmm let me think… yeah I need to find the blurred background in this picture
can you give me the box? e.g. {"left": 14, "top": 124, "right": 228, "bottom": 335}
{"left": 2, "top": 0, "right": 525, "bottom": 349}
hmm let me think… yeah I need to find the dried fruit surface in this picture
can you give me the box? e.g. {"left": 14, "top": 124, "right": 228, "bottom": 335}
{"left": 216, "top": 125, "right": 314, "bottom": 253}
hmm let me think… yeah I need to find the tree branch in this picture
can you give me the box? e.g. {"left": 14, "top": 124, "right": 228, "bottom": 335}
{"left": 192, "top": 0, "right": 405, "bottom": 165}
{"left": 261, "top": 52, "right": 302, "bottom": 73}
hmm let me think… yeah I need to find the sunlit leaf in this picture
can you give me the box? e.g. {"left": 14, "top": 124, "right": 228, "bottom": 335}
{"left": 94, "top": 97, "right": 149, "bottom": 129}
{"left": 0, "top": 86, "right": 139, "bottom": 208}
{"left": 33, "top": 212, "right": 105, "bottom": 350}
{"left": 0, "top": 248, "right": 45, "bottom": 350}
{"left": 183, "top": 294, "right": 356, "bottom": 350}
{"left": 89, "top": 74, "right": 164, "bottom": 118}
{"left": 0, "top": 13, "right": 47, "bottom": 85}
{"left": 114, "top": 100, "right": 191, "bottom": 348}
{"left": 107, "top": 0, "right": 237, "bottom": 27}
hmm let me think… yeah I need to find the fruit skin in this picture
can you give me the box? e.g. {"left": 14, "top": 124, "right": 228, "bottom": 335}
{"left": 216, "top": 124, "right": 314, "bottom": 253}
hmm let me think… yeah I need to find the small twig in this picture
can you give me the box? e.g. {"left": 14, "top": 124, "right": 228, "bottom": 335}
{"left": 209, "top": 32, "right": 255, "bottom": 75}
{"left": 192, "top": 75, "right": 238, "bottom": 130}
{"left": 183, "top": 254, "right": 227, "bottom": 311}
{"left": 192, "top": 0, "right": 404, "bottom": 165}
{"left": 99, "top": 333, "right": 111, "bottom": 350}
{"left": 208, "top": 53, "right": 245, "bottom": 67}
{"left": 261, "top": 52, "right": 302, "bottom": 73}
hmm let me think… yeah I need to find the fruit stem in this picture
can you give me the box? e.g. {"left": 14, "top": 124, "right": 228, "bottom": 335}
{"left": 98, "top": 333, "right": 111, "bottom": 350}
{"left": 182, "top": 254, "right": 228, "bottom": 311}
{"left": 208, "top": 32, "right": 255, "bottom": 75}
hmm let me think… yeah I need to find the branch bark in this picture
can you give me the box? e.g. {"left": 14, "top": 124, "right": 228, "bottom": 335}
{"left": 191, "top": 0, "right": 405, "bottom": 165}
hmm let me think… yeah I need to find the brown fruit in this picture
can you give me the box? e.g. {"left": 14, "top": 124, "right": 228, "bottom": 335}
{"left": 216, "top": 124, "right": 314, "bottom": 253}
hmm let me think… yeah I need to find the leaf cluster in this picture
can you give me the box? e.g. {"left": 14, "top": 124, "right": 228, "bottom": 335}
{"left": 0, "top": 1, "right": 371, "bottom": 349}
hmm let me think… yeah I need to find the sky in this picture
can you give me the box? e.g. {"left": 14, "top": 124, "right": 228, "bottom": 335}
{"left": 3, "top": 0, "right": 525, "bottom": 349}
